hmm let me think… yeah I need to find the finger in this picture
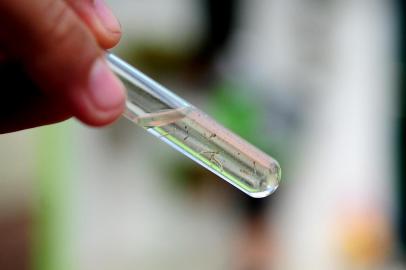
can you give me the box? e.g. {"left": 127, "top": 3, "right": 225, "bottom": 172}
{"left": 0, "top": 47, "right": 6, "bottom": 61}
{"left": 0, "top": 96, "right": 72, "bottom": 134}
{"left": 0, "top": 0, "right": 125, "bottom": 127}
{"left": 65, "top": 0, "right": 121, "bottom": 48}
{"left": 0, "top": 61, "right": 72, "bottom": 133}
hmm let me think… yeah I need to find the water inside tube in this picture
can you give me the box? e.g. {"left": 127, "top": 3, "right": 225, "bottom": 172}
{"left": 125, "top": 106, "right": 281, "bottom": 197}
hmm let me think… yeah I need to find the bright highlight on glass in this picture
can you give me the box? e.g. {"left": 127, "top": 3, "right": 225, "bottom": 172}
{"left": 106, "top": 53, "right": 281, "bottom": 198}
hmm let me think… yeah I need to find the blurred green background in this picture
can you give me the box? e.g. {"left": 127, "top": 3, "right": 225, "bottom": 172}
{"left": 0, "top": 0, "right": 404, "bottom": 269}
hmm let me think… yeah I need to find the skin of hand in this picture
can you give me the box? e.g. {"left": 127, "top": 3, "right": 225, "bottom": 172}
{"left": 0, "top": 0, "right": 126, "bottom": 134}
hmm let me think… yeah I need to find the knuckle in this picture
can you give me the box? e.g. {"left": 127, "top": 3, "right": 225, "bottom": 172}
{"left": 44, "top": 1, "right": 79, "bottom": 45}
{"left": 37, "top": 1, "right": 100, "bottom": 82}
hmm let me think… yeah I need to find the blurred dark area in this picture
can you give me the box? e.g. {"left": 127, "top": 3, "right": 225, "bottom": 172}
{"left": 396, "top": 0, "right": 405, "bottom": 259}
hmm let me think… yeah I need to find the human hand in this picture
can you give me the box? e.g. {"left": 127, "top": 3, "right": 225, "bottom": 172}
{"left": 0, "top": 0, "right": 126, "bottom": 133}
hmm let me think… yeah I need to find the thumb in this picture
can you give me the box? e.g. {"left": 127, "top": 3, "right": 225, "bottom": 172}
{"left": 0, "top": 0, "right": 125, "bottom": 126}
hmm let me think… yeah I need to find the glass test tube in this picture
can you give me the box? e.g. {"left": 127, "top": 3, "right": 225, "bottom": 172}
{"left": 106, "top": 53, "right": 281, "bottom": 198}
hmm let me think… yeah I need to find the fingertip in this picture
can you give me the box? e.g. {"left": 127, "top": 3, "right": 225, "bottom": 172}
{"left": 70, "top": 58, "right": 126, "bottom": 126}
{"left": 93, "top": 0, "right": 121, "bottom": 35}
{"left": 98, "top": 29, "right": 121, "bottom": 49}
{"left": 88, "top": 58, "right": 126, "bottom": 110}
{"left": 70, "top": 89, "right": 125, "bottom": 127}
{"left": 67, "top": 0, "right": 122, "bottom": 49}
{"left": 91, "top": 0, "right": 122, "bottom": 48}
{"left": 75, "top": 101, "right": 125, "bottom": 127}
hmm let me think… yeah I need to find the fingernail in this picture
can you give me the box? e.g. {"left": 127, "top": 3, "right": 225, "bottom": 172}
{"left": 89, "top": 58, "right": 125, "bottom": 110}
{"left": 93, "top": 0, "right": 121, "bottom": 33}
